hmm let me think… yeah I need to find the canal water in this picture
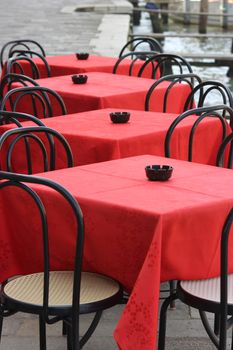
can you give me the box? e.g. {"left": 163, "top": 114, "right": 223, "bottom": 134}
{"left": 133, "top": 10, "right": 233, "bottom": 103}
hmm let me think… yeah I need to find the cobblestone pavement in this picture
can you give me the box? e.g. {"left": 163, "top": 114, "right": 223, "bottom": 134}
{"left": 0, "top": 0, "right": 110, "bottom": 55}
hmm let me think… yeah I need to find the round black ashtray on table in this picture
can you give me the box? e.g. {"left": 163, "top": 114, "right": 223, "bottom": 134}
{"left": 109, "top": 112, "right": 130, "bottom": 124}
{"left": 71, "top": 74, "right": 88, "bottom": 84}
{"left": 145, "top": 165, "right": 173, "bottom": 181}
{"left": 75, "top": 52, "right": 89, "bottom": 60}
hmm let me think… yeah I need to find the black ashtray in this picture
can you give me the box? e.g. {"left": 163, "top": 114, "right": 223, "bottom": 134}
{"left": 76, "top": 52, "right": 89, "bottom": 60}
{"left": 72, "top": 74, "right": 88, "bottom": 84}
{"left": 109, "top": 112, "right": 130, "bottom": 124}
{"left": 145, "top": 165, "right": 173, "bottom": 181}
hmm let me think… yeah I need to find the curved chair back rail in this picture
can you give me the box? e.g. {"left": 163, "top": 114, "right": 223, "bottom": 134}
{"left": 0, "top": 39, "right": 46, "bottom": 68}
{"left": 0, "top": 171, "right": 84, "bottom": 341}
{"left": 184, "top": 81, "right": 233, "bottom": 119}
{"left": 145, "top": 73, "right": 202, "bottom": 112}
{"left": 164, "top": 104, "right": 233, "bottom": 162}
{"left": 119, "top": 36, "right": 163, "bottom": 57}
{"left": 0, "top": 86, "right": 67, "bottom": 118}
{"left": 0, "top": 126, "right": 74, "bottom": 174}
{"left": 138, "top": 53, "right": 194, "bottom": 78}
{"left": 7, "top": 50, "right": 51, "bottom": 78}
{"left": 0, "top": 73, "right": 39, "bottom": 103}
{"left": 113, "top": 50, "right": 160, "bottom": 77}
{"left": 0, "top": 110, "right": 45, "bottom": 127}
{"left": 216, "top": 132, "right": 233, "bottom": 169}
{"left": 5, "top": 56, "right": 42, "bottom": 80}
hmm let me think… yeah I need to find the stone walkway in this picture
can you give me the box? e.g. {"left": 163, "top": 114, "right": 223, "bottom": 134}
{"left": 0, "top": 0, "right": 132, "bottom": 57}
{"left": 0, "top": 0, "right": 227, "bottom": 349}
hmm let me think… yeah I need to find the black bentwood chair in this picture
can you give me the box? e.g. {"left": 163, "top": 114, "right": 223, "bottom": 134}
{"left": 4, "top": 54, "right": 51, "bottom": 79}
{"left": 113, "top": 51, "right": 160, "bottom": 78}
{"left": 217, "top": 132, "right": 233, "bottom": 169}
{"left": 0, "top": 39, "right": 46, "bottom": 69}
{"left": 145, "top": 73, "right": 202, "bottom": 112}
{"left": 164, "top": 105, "right": 233, "bottom": 162}
{"left": 138, "top": 53, "right": 194, "bottom": 78}
{"left": 0, "top": 73, "right": 39, "bottom": 106}
{"left": 0, "top": 171, "right": 123, "bottom": 350}
{"left": 0, "top": 126, "right": 74, "bottom": 174}
{"left": 184, "top": 81, "right": 233, "bottom": 124}
{"left": 0, "top": 110, "right": 45, "bottom": 127}
{"left": 0, "top": 86, "right": 67, "bottom": 118}
{"left": 158, "top": 207, "right": 233, "bottom": 350}
{"left": 118, "top": 36, "right": 163, "bottom": 57}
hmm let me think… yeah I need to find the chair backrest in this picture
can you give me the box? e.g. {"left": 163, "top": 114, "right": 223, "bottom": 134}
{"left": 0, "top": 86, "right": 67, "bottom": 118}
{"left": 4, "top": 55, "right": 51, "bottom": 79}
{"left": 184, "top": 81, "right": 233, "bottom": 118}
{"left": 119, "top": 36, "right": 163, "bottom": 57}
{"left": 164, "top": 105, "right": 232, "bottom": 163}
{"left": 145, "top": 73, "right": 202, "bottom": 112}
{"left": 138, "top": 53, "right": 194, "bottom": 78}
{"left": 0, "top": 126, "right": 74, "bottom": 174}
{"left": 113, "top": 51, "right": 160, "bottom": 78}
{"left": 0, "top": 73, "right": 39, "bottom": 105}
{"left": 219, "top": 207, "right": 233, "bottom": 349}
{"left": 0, "top": 39, "right": 46, "bottom": 68}
{"left": 216, "top": 132, "right": 233, "bottom": 169}
{"left": 0, "top": 110, "right": 45, "bottom": 127}
{"left": 0, "top": 170, "right": 84, "bottom": 328}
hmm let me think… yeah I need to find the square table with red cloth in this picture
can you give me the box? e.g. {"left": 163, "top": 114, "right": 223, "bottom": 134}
{"left": 9, "top": 54, "right": 159, "bottom": 79}
{"left": 0, "top": 108, "right": 229, "bottom": 173}
{"left": 0, "top": 155, "right": 232, "bottom": 349}
{"left": 8, "top": 72, "right": 191, "bottom": 116}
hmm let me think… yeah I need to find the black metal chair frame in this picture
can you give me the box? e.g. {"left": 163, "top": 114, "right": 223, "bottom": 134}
{"left": 145, "top": 73, "right": 202, "bottom": 112}
{"left": 0, "top": 39, "right": 46, "bottom": 68}
{"left": 138, "top": 53, "right": 194, "bottom": 79}
{"left": 0, "top": 171, "right": 122, "bottom": 349}
{"left": 5, "top": 51, "right": 51, "bottom": 78}
{"left": 0, "top": 110, "right": 45, "bottom": 127}
{"left": 0, "top": 73, "right": 39, "bottom": 108}
{"left": 164, "top": 104, "right": 232, "bottom": 162}
{"left": 183, "top": 81, "right": 233, "bottom": 124}
{"left": 158, "top": 207, "right": 233, "bottom": 350}
{"left": 118, "top": 36, "right": 163, "bottom": 57}
{"left": 0, "top": 86, "right": 67, "bottom": 118}
{"left": 217, "top": 132, "right": 233, "bottom": 169}
{"left": 113, "top": 50, "right": 160, "bottom": 77}
{"left": 0, "top": 126, "right": 74, "bottom": 174}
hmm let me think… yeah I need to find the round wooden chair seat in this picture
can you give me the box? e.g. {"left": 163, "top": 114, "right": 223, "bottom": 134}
{"left": 3, "top": 271, "right": 121, "bottom": 311}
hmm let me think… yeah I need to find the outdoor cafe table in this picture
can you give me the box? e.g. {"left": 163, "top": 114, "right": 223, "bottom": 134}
{"left": 9, "top": 72, "right": 191, "bottom": 115}
{"left": 16, "top": 54, "right": 158, "bottom": 78}
{"left": 0, "top": 154, "right": 233, "bottom": 350}
{"left": 0, "top": 108, "right": 228, "bottom": 173}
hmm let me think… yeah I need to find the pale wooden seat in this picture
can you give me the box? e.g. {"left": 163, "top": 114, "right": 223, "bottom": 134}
{"left": 4, "top": 271, "right": 121, "bottom": 309}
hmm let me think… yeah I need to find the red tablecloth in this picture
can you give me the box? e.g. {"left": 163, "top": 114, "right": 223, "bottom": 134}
{"left": 8, "top": 72, "right": 191, "bottom": 116}
{"left": 0, "top": 155, "right": 233, "bottom": 349}
{"left": 0, "top": 108, "right": 228, "bottom": 173}
{"left": 15, "top": 54, "right": 159, "bottom": 79}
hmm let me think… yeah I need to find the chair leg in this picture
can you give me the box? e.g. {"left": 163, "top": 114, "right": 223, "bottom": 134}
{"left": 63, "top": 320, "right": 68, "bottom": 336}
{"left": 0, "top": 312, "right": 3, "bottom": 343}
{"left": 39, "top": 315, "right": 46, "bottom": 350}
{"left": 79, "top": 311, "right": 103, "bottom": 348}
{"left": 169, "top": 280, "right": 177, "bottom": 309}
{"left": 158, "top": 293, "right": 178, "bottom": 350}
{"left": 67, "top": 324, "right": 73, "bottom": 350}
{"left": 214, "top": 312, "right": 220, "bottom": 336}
{"left": 199, "top": 310, "right": 219, "bottom": 348}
